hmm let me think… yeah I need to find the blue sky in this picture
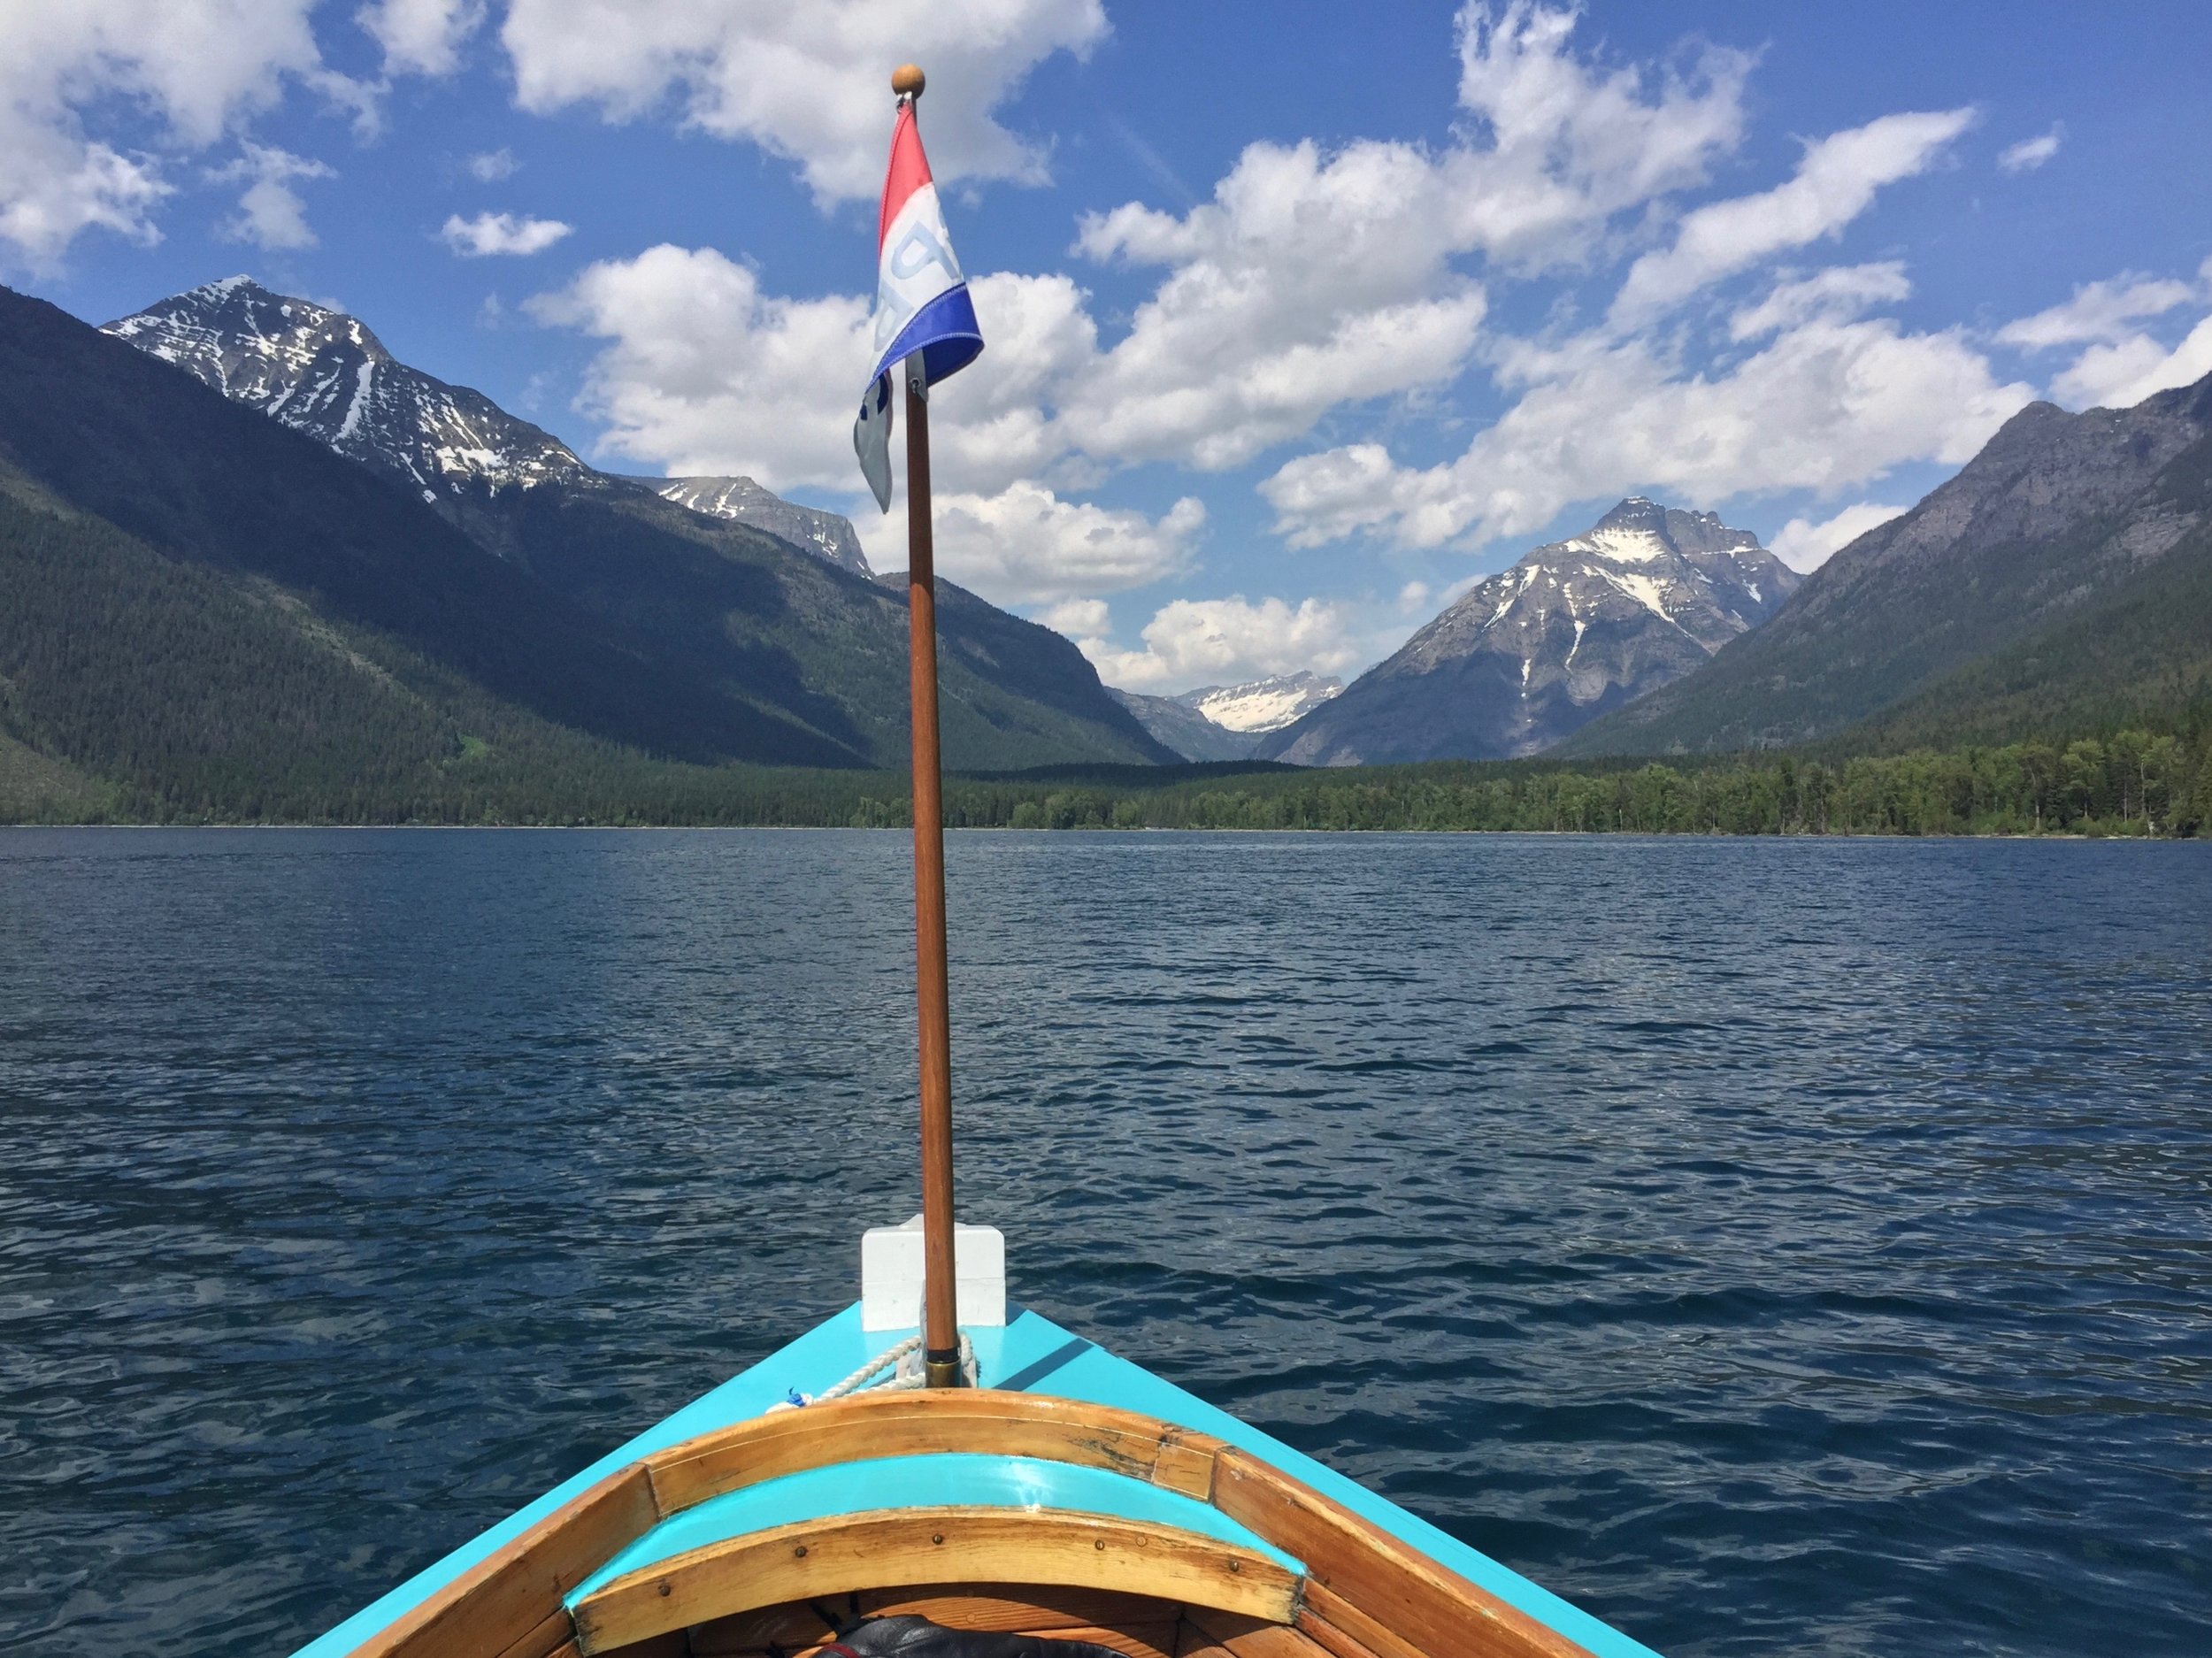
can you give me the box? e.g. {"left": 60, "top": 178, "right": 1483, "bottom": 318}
{"left": 7, "top": 2, "right": 2212, "bottom": 692}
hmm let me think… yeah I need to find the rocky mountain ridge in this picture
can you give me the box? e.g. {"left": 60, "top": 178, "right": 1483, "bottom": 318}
{"left": 1261, "top": 498, "right": 1800, "bottom": 764}
{"left": 104, "top": 279, "right": 879, "bottom": 583}
{"left": 631, "top": 474, "right": 872, "bottom": 576}
{"left": 1557, "top": 372, "right": 2212, "bottom": 756}
{"left": 104, "top": 278, "right": 589, "bottom": 503}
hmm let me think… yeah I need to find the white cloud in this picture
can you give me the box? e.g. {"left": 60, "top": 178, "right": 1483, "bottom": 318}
{"left": 1998, "top": 125, "right": 2062, "bottom": 173}
{"left": 532, "top": 3, "right": 1761, "bottom": 525}
{"left": 530, "top": 243, "right": 872, "bottom": 488}
{"left": 1040, "top": 598, "right": 1110, "bottom": 638}
{"left": 1049, "top": 2, "right": 1751, "bottom": 470}
{"left": 1995, "top": 272, "right": 2197, "bottom": 349}
{"left": 2051, "top": 315, "right": 2212, "bottom": 411}
{"left": 211, "top": 143, "right": 334, "bottom": 250}
{"left": 1070, "top": 140, "right": 1491, "bottom": 469}
{"left": 466, "top": 147, "right": 518, "bottom": 182}
{"left": 865, "top": 484, "right": 1203, "bottom": 605}
{"left": 1449, "top": 1, "right": 1753, "bottom": 269}
{"left": 359, "top": 0, "right": 483, "bottom": 77}
{"left": 497, "top": 0, "right": 1107, "bottom": 203}
{"left": 1996, "top": 261, "right": 2212, "bottom": 411}
{"left": 1263, "top": 314, "right": 2032, "bottom": 549}
{"left": 1610, "top": 109, "right": 1974, "bottom": 326}
{"left": 1769, "top": 500, "right": 1906, "bottom": 572}
{"left": 1730, "top": 261, "right": 1911, "bottom": 339}
{"left": 0, "top": 0, "right": 332, "bottom": 265}
{"left": 442, "top": 209, "right": 573, "bottom": 256}
{"left": 1079, "top": 595, "right": 1358, "bottom": 694}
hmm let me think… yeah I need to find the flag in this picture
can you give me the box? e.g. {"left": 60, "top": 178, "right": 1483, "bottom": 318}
{"left": 853, "top": 99, "right": 984, "bottom": 511}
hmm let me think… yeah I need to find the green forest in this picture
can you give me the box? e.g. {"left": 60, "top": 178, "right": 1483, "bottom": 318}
{"left": 7, "top": 727, "right": 2206, "bottom": 837}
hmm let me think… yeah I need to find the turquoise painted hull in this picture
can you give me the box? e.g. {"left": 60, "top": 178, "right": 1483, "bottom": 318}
{"left": 296, "top": 1305, "right": 1662, "bottom": 1658}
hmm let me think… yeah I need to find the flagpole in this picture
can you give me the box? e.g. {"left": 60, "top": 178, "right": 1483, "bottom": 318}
{"left": 893, "top": 64, "right": 964, "bottom": 1391}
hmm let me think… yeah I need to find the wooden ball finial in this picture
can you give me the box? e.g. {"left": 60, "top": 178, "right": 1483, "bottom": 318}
{"left": 892, "top": 64, "right": 926, "bottom": 99}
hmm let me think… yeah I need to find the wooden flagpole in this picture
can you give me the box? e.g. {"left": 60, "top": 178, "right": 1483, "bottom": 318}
{"left": 894, "top": 64, "right": 963, "bottom": 1390}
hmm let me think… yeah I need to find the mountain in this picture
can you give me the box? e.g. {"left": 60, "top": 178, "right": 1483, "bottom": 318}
{"left": 1184, "top": 672, "right": 1344, "bottom": 734}
{"left": 1108, "top": 689, "right": 1260, "bottom": 761}
{"left": 103, "top": 276, "right": 589, "bottom": 503}
{"left": 1258, "top": 499, "right": 1799, "bottom": 765}
{"left": 634, "top": 474, "right": 872, "bottom": 576}
{"left": 90, "top": 279, "right": 1171, "bottom": 773}
{"left": 1556, "top": 374, "right": 2212, "bottom": 756}
{"left": 1106, "top": 672, "right": 1344, "bottom": 761}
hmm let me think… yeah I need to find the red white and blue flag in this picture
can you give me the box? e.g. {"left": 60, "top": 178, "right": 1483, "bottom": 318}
{"left": 854, "top": 99, "right": 984, "bottom": 511}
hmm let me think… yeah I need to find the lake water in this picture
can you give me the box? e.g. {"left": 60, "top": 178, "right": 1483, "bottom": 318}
{"left": 2, "top": 829, "right": 2208, "bottom": 1658}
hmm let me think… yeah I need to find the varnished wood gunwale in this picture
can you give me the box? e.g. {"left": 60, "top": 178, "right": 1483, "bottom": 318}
{"left": 644, "top": 1389, "right": 1224, "bottom": 1511}
{"left": 338, "top": 1386, "right": 1601, "bottom": 1658}
{"left": 569, "top": 1507, "right": 1300, "bottom": 1654}
{"left": 1212, "top": 1454, "right": 1591, "bottom": 1658}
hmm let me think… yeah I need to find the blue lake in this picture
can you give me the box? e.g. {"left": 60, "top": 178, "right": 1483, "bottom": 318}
{"left": 2, "top": 829, "right": 2208, "bottom": 1657}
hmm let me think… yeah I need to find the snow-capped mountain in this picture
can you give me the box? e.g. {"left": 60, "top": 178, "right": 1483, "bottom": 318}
{"left": 1180, "top": 671, "right": 1343, "bottom": 733}
{"left": 636, "top": 475, "right": 872, "bottom": 576}
{"left": 1259, "top": 498, "right": 1801, "bottom": 764}
{"left": 103, "top": 277, "right": 588, "bottom": 503}
{"left": 1106, "top": 672, "right": 1344, "bottom": 760}
{"left": 102, "top": 279, "right": 879, "bottom": 582}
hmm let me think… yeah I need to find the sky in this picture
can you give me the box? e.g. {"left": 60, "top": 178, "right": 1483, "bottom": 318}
{"left": 7, "top": 2, "right": 2212, "bottom": 695}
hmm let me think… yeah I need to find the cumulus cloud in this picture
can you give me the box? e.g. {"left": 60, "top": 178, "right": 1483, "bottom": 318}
{"left": 1449, "top": 1, "right": 1753, "bottom": 269}
{"left": 498, "top": 0, "right": 1106, "bottom": 202}
{"left": 865, "top": 484, "right": 1203, "bottom": 604}
{"left": 1040, "top": 598, "right": 1111, "bottom": 638}
{"left": 1769, "top": 500, "right": 1906, "bottom": 572}
{"left": 0, "top": 0, "right": 332, "bottom": 265}
{"left": 359, "top": 0, "right": 484, "bottom": 77}
{"left": 1078, "top": 595, "right": 1359, "bottom": 693}
{"left": 532, "top": 1, "right": 1763, "bottom": 548}
{"left": 442, "top": 209, "right": 572, "bottom": 256}
{"left": 1263, "top": 312, "right": 2032, "bottom": 549}
{"left": 2051, "top": 317, "right": 2212, "bottom": 411}
{"left": 530, "top": 243, "right": 872, "bottom": 487}
{"left": 1998, "top": 125, "right": 2062, "bottom": 173}
{"left": 1997, "top": 260, "right": 2212, "bottom": 411}
{"left": 1609, "top": 109, "right": 1973, "bottom": 327}
{"left": 211, "top": 143, "right": 334, "bottom": 250}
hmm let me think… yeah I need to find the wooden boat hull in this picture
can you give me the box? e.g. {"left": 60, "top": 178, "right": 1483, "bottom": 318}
{"left": 295, "top": 1306, "right": 1660, "bottom": 1658}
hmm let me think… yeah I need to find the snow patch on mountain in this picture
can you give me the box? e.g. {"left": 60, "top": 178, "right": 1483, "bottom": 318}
{"left": 1182, "top": 672, "right": 1344, "bottom": 733}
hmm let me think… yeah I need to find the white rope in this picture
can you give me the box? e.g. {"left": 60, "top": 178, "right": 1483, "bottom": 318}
{"left": 819, "top": 1334, "right": 922, "bottom": 1401}
{"left": 768, "top": 1332, "right": 976, "bottom": 1411}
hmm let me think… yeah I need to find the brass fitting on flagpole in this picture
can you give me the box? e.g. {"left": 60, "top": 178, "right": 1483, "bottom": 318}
{"left": 893, "top": 65, "right": 926, "bottom": 102}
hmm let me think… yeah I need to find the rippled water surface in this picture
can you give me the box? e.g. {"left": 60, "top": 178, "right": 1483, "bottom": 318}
{"left": 3, "top": 830, "right": 2209, "bottom": 1657}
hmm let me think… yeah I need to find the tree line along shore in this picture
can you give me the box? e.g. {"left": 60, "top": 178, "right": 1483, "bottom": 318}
{"left": 5, "top": 724, "right": 2207, "bottom": 838}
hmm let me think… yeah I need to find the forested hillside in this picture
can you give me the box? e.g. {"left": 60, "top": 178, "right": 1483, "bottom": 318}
{"left": 0, "top": 282, "right": 1171, "bottom": 811}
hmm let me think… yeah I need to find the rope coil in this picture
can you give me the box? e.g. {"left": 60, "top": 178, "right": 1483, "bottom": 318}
{"left": 771, "top": 1332, "right": 976, "bottom": 1410}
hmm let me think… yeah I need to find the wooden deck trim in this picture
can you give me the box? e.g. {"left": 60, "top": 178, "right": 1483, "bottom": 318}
{"left": 1212, "top": 1453, "right": 1593, "bottom": 1658}
{"left": 569, "top": 1506, "right": 1301, "bottom": 1654}
{"left": 343, "top": 1463, "right": 659, "bottom": 1658}
{"left": 644, "top": 1390, "right": 1224, "bottom": 1512}
{"left": 342, "top": 1389, "right": 1603, "bottom": 1658}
